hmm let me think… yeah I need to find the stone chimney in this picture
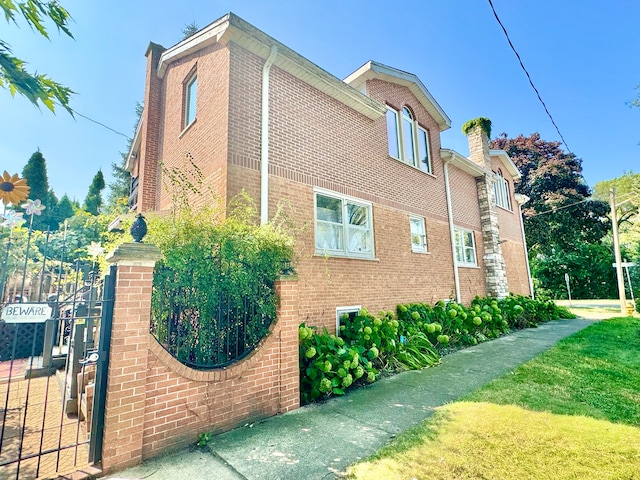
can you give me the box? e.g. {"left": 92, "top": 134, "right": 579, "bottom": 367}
{"left": 137, "top": 42, "right": 166, "bottom": 212}
{"left": 464, "top": 120, "right": 509, "bottom": 298}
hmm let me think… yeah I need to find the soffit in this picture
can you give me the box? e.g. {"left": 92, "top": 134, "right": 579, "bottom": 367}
{"left": 345, "top": 61, "right": 452, "bottom": 131}
{"left": 155, "top": 13, "right": 386, "bottom": 121}
{"left": 489, "top": 149, "right": 521, "bottom": 180}
{"left": 441, "top": 148, "right": 485, "bottom": 177}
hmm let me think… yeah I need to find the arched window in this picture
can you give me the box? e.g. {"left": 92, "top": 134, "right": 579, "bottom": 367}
{"left": 386, "top": 105, "right": 432, "bottom": 174}
{"left": 493, "top": 169, "right": 512, "bottom": 210}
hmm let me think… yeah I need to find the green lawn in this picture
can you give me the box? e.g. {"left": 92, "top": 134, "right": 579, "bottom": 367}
{"left": 347, "top": 317, "right": 640, "bottom": 479}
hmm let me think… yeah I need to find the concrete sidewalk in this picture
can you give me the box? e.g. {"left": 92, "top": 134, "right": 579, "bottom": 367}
{"left": 105, "top": 318, "right": 594, "bottom": 480}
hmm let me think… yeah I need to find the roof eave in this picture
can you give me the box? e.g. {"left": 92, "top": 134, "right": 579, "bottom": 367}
{"left": 489, "top": 149, "right": 521, "bottom": 180}
{"left": 156, "top": 13, "right": 386, "bottom": 121}
{"left": 345, "top": 61, "right": 452, "bottom": 131}
{"left": 441, "top": 148, "right": 485, "bottom": 176}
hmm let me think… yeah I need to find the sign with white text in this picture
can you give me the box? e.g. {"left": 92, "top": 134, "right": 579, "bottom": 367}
{"left": 1, "top": 303, "right": 53, "bottom": 323}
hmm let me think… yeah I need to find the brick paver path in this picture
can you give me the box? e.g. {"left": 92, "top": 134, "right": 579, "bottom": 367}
{"left": 0, "top": 369, "right": 90, "bottom": 479}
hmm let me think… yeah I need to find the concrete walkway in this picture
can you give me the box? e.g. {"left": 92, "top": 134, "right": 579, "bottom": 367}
{"left": 105, "top": 318, "right": 594, "bottom": 480}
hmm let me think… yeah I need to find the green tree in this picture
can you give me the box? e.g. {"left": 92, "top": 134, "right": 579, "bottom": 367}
{"left": 54, "top": 194, "right": 74, "bottom": 223}
{"left": 0, "top": 0, "right": 74, "bottom": 113}
{"left": 181, "top": 22, "right": 199, "bottom": 40}
{"left": 107, "top": 102, "right": 143, "bottom": 212}
{"left": 21, "top": 149, "right": 59, "bottom": 229}
{"left": 491, "top": 133, "right": 609, "bottom": 254}
{"left": 491, "top": 133, "right": 611, "bottom": 298}
{"left": 84, "top": 170, "right": 105, "bottom": 215}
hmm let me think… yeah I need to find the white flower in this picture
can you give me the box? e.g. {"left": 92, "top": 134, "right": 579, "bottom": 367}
{"left": 1, "top": 210, "right": 25, "bottom": 229}
{"left": 87, "top": 241, "right": 105, "bottom": 257}
{"left": 22, "top": 199, "right": 46, "bottom": 216}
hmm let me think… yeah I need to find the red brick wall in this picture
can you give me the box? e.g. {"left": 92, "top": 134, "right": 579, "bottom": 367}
{"left": 140, "top": 277, "right": 299, "bottom": 459}
{"left": 222, "top": 45, "right": 495, "bottom": 331}
{"left": 155, "top": 43, "right": 231, "bottom": 212}
{"left": 489, "top": 158, "right": 531, "bottom": 296}
{"left": 102, "top": 253, "right": 300, "bottom": 472}
{"left": 144, "top": 39, "right": 531, "bottom": 331}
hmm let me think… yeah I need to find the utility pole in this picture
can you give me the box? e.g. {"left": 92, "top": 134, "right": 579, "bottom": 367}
{"left": 610, "top": 189, "right": 626, "bottom": 315}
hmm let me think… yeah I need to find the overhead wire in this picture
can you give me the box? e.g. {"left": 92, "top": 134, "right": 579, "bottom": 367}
{"left": 487, "top": 0, "right": 572, "bottom": 153}
{"left": 527, "top": 191, "right": 636, "bottom": 218}
{"left": 72, "top": 110, "right": 131, "bottom": 140}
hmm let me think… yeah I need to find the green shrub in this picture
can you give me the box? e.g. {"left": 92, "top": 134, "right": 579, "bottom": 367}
{"left": 147, "top": 193, "right": 295, "bottom": 367}
{"left": 298, "top": 324, "right": 378, "bottom": 403}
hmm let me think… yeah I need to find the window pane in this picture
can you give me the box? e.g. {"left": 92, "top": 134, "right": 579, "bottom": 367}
{"left": 317, "top": 195, "right": 342, "bottom": 223}
{"left": 464, "top": 231, "right": 473, "bottom": 248}
{"left": 347, "top": 203, "right": 368, "bottom": 226}
{"left": 386, "top": 109, "right": 400, "bottom": 158}
{"left": 316, "top": 222, "right": 343, "bottom": 251}
{"left": 464, "top": 247, "right": 475, "bottom": 264}
{"left": 402, "top": 117, "right": 415, "bottom": 164}
{"left": 417, "top": 128, "right": 431, "bottom": 173}
{"left": 185, "top": 76, "right": 197, "bottom": 126}
{"left": 347, "top": 226, "right": 372, "bottom": 254}
{"left": 410, "top": 217, "right": 426, "bottom": 251}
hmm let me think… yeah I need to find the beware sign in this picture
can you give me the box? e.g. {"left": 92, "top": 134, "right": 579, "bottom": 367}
{"left": 1, "top": 303, "right": 53, "bottom": 323}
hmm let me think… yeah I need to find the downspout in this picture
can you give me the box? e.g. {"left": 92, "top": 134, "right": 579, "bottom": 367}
{"left": 516, "top": 194, "right": 534, "bottom": 299}
{"left": 260, "top": 45, "right": 278, "bottom": 225}
{"left": 443, "top": 158, "right": 461, "bottom": 303}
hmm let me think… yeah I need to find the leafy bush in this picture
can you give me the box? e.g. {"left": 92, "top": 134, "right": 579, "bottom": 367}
{"left": 147, "top": 193, "right": 294, "bottom": 368}
{"left": 300, "top": 296, "right": 576, "bottom": 403}
{"left": 299, "top": 308, "right": 440, "bottom": 404}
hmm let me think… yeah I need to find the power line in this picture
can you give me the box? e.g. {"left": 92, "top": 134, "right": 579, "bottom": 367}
{"left": 72, "top": 110, "right": 131, "bottom": 140}
{"left": 487, "top": 0, "right": 571, "bottom": 153}
{"left": 527, "top": 191, "right": 636, "bottom": 218}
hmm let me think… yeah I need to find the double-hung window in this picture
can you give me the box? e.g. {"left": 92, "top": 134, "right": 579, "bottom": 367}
{"left": 493, "top": 169, "right": 512, "bottom": 210}
{"left": 409, "top": 216, "right": 428, "bottom": 253}
{"left": 184, "top": 73, "right": 198, "bottom": 128}
{"left": 386, "top": 106, "right": 432, "bottom": 174}
{"left": 315, "top": 191, "right": 374, "bottom": 258}
{"left": 454, "top": 228, "right": 477, "bottom": 267}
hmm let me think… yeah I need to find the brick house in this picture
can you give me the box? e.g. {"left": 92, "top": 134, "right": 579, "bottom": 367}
{"left": 127, "top": 12, "right": 532, "bottom": 334}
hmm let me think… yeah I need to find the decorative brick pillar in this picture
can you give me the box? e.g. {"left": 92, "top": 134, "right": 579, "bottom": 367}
{"left": 467, "top": 124, "right": 509, "bottom": 298}
{"left": 101, "top": 243, "right": 162, "bottom": 472}
{"left": 274, "top": 275, "right": 300, "bottom": 412}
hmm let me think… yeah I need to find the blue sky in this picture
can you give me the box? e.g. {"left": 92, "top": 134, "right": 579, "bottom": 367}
{"left": 1, "top": 0, "right": 638, "bottom": 203}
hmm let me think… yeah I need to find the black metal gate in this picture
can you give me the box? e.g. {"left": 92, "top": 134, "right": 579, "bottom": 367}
{"left": 0, "top": 229, "right": 115, "bottom": 479}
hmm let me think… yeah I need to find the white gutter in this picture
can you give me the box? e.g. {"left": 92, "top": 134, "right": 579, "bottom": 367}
{"left": 515, "top": 194, "right": 534, "bottom": 299}
{"left": 260, "top": 45, "right": 278, "bottom": 224}
{"left": 443, "top": 160, "right": 461, "bottom": 302}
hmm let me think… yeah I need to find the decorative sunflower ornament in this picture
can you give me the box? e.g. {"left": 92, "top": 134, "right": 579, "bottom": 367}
{"left": 0, "top": 171, "right": 30, "bottom": 206}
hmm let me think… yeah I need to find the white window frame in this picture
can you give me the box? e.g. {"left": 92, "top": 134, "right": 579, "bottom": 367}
{"left": 493, "top": 169, "right": 512, "bottom": 211}
{"left": 314, "top": 189, "right": 375, "bottom": 259}
{"left": 184, "top": 73, "right": 197, "bottom": 128}
{"left": 454, "top": 227, "right": 477, "bottom": 267}
{"left": 409, "top": 215, "right": 428, "bottom": 253}
{"left": 386, "top": 106, "right": 432, "bottom": 174}
{"left": 336, "top": 305, "right": 361, "bottom": 335}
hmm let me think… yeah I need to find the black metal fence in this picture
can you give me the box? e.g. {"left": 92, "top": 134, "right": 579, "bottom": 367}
{"left": 0, "top": 226, "right": 114, "bottom": 479}
{"left": 150, "top": 263, "right": 278, "bottom": 369}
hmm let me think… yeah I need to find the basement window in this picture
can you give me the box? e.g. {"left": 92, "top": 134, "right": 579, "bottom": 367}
{"left": 336, "top": 306, "right": 361, "bottom": 336}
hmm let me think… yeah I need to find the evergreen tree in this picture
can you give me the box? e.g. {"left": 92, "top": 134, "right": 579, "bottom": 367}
{"left": 55, "top": 194, "right": 75, "bottom": 223}
{"left": 107, "top": 102, "right": 143, "bottom": 212}
{"left": 84, "top": 170, "right": 106, "bottom": 215}
{"left": 22, "top": 150, "right": 49, "bottom": 202}
{"left": 21, "top": 149, "right": 57, "bottom": 230}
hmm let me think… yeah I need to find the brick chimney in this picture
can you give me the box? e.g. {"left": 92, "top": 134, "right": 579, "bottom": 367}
{"left": 465, "top": 121, "right": 509, "bottom": 298}
{"left": 137, "top": 42, "right": 166, "bottom": 212}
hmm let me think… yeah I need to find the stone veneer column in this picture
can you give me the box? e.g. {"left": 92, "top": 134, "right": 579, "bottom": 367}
{"left": 274, "top": 275, "right": 300, "bottom": 412}
{"left": 467, "top": 124, "right": 509, "bottom": 298}
{"left": 101, "top": 243, "right": 162, "bottom": 472}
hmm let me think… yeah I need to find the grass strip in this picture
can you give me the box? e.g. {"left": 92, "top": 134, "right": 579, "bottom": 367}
{"left": 348, "top": 317, "right": 640, "bottom": 479}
